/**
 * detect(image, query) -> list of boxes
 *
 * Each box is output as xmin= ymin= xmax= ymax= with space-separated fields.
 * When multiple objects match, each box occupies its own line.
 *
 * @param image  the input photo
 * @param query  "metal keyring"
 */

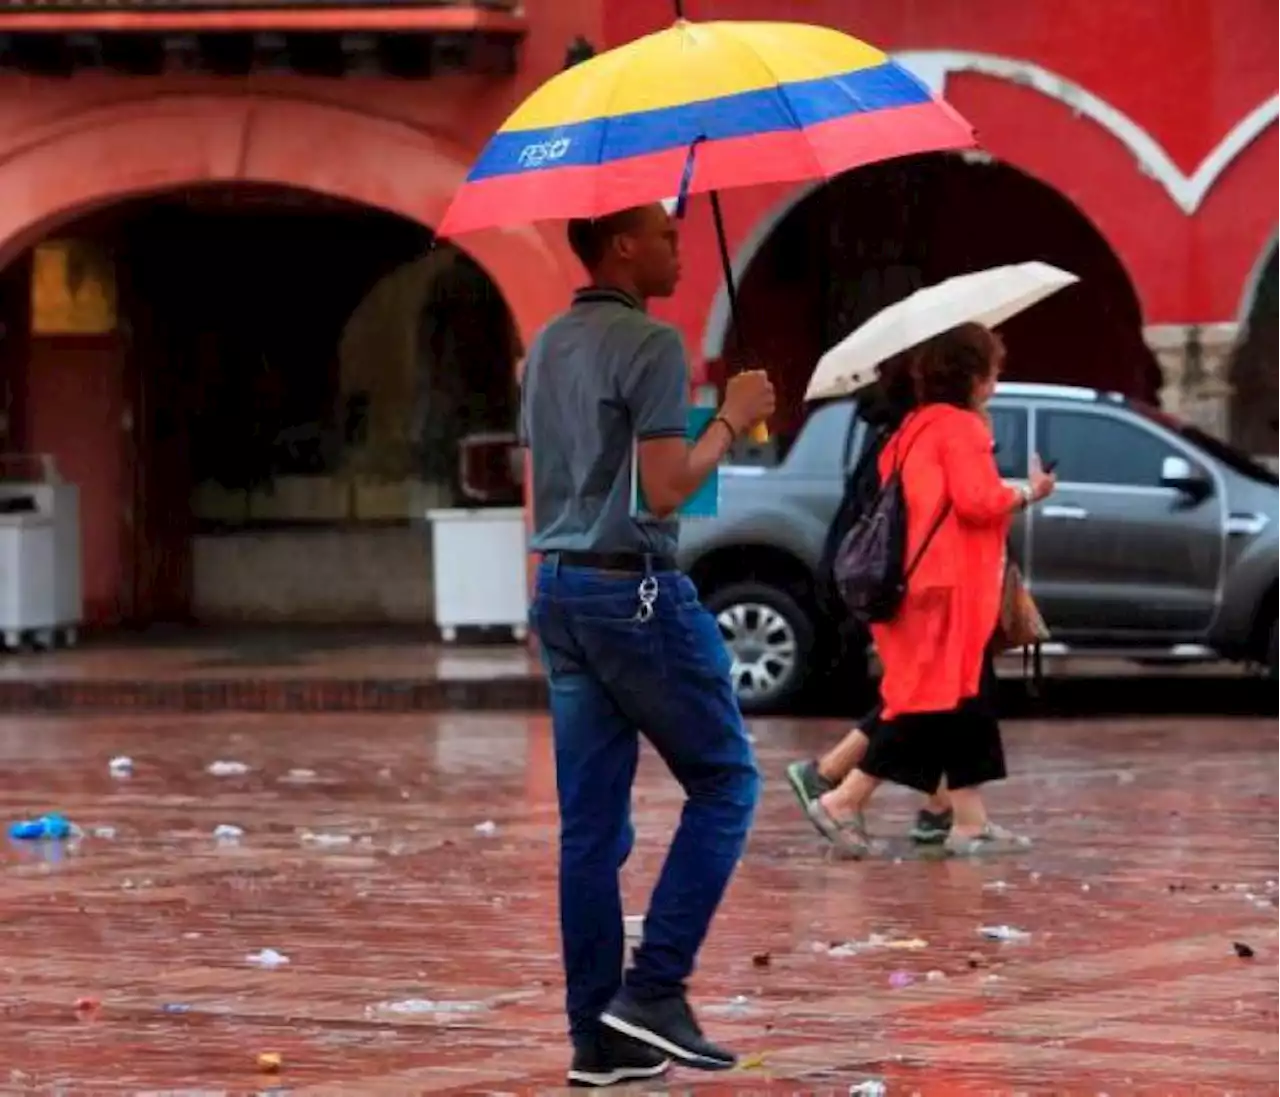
xmin=635 ymin=575 xmax=659 ymax=622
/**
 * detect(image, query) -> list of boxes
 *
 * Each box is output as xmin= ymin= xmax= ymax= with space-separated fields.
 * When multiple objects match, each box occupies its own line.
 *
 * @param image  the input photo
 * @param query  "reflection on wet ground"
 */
xmin=0 ymin=712 xmax=1275 ymax=1094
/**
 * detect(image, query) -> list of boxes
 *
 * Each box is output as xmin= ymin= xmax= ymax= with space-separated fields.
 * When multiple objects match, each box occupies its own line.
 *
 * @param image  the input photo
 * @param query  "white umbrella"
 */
xmin=803 ymin=261 xmax=1080 ymax=403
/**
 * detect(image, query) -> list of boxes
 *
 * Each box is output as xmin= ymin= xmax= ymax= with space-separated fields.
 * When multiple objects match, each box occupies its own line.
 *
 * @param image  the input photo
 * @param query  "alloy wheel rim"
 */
xmin=715 ymin=601 xmax=798 ymax=701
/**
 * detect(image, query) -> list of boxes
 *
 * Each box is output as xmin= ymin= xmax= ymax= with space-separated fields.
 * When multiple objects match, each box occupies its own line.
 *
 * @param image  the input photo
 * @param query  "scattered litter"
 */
xmin=849 ymin=1081 xmax=887 ymax=1096
xmin=213 ymin=824 xmax=244 ymax=844
xmin=823 ymin=933 xmax=911 ymax=957
xmin=983 ymin=880 xmax=1011 ymax=892
xmin=256 ymin=1052 xmax=283 ymax=1074
xmin=966 ymin=952 xmax=985 ymax=969
xmin=1232 ymin=941 xmax=1256 ymax=959
xmin=372 ymin=998 xmax=489 ymax=1015
xmin=703 ymin=994 xmax=756 ymax=1017
xmin=888 ymin=970 xmax=914 ymax=989
xmin=1081 ymin=883 xmax=1092 ymax=892
xmin=8 ymin=813 xmax=77 ymax=841
xmin=737 ymin=1052 xmax=767 ymax=1070
xmin=300 ymin=830 xmax=352 ymax=847
xmin=925 ymin=969 xmax=947 ymax=982
xmin=108 ymin=756 xmax=134 ymax=777
xmin=980 ymin=925 xmax=1031 ymax=942
xmin=474 ymin=820 xmax=498 ymax=837
xmin=751 ymin=951 xmax=771 ymax=968
xmin=182 ymin=932 xmax=202 ymax=940
xmin=162 ymin=1003 xmax=192 ymax=1014
xmin=206 ymin=760 xmax=249 ymax=777
xmin=74 ymin=996 xmax=99 ymax=1014
xmin=281 ymin=768 xmax=318 ymax=783
xmin=246 ymin=948 xmax=290 ymax=969
xmin=92 ymin=826 xmax=117 ymax=840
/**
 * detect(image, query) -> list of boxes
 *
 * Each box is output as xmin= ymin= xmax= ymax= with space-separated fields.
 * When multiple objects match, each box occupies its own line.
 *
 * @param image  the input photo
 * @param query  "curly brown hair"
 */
xmin=908 ymin=323 xmax=1004 ymax=408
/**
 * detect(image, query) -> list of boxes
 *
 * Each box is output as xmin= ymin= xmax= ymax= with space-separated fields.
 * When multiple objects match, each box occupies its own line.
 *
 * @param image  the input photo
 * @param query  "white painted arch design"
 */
xmin=1237 ymin=228 xmax=1278 ymax=325
xmin=700 ymin=50 xmax=1280 ymax=360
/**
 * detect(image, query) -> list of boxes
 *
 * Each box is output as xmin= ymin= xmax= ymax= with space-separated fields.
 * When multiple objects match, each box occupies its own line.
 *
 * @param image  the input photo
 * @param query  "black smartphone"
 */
xmin=1042 ymin=458 xmax=1059 ymax=474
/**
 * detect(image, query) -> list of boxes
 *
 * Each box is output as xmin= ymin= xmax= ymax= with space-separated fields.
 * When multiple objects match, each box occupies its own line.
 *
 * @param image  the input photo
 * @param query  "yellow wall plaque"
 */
xmin=31 ymin=239 xmax=118 ymax=336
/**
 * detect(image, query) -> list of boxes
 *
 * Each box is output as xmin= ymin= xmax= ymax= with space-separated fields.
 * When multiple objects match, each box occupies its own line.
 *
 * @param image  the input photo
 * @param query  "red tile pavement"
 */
xmin=0 ymin=712 xmax=1275 ymax=1093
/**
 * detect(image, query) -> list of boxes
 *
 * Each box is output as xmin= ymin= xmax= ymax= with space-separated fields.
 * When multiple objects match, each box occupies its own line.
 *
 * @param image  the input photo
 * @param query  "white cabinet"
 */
xmin=0 ymin=457 xmax=81 ymax=649
xmin=426 ymin=507 xmax=528 ymax=642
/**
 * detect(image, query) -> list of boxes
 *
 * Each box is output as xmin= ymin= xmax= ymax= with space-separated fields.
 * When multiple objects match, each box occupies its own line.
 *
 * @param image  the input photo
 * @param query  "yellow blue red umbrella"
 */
xmin=438 ymin=19 xmax=975 ymax=236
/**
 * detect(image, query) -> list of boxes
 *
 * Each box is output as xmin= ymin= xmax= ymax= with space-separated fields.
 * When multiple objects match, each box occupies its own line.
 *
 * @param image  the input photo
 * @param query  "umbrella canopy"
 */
xmin=803 ymin=262 xmax=1080 ymax=403
xmin=438 ymin=20 xmax=974 ymax=237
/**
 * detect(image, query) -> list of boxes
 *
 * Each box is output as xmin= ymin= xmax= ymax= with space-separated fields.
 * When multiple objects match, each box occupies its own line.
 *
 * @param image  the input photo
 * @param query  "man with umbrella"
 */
xmin=523 ymin=203 xmax=774 ymax=1083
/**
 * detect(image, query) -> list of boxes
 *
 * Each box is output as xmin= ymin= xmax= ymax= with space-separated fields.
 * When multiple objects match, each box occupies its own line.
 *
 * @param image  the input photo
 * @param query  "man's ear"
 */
xmin=612 ymin=232 xmax=635 ymax=262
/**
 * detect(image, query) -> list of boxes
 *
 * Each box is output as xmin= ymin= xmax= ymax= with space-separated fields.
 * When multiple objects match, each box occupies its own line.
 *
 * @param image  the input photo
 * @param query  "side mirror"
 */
xmin=1161 ymin=455 xmax=1212 ymax=500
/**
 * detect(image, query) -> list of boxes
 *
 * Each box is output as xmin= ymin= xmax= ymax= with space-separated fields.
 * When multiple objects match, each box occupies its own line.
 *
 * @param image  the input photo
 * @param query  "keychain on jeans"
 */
xmin=635 ymin=576 xmax=658 ymax=622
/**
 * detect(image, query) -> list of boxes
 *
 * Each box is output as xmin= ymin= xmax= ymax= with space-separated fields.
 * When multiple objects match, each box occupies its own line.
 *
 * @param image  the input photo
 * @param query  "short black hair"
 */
xmin=566 ymin=207 xmax=647 ymax=271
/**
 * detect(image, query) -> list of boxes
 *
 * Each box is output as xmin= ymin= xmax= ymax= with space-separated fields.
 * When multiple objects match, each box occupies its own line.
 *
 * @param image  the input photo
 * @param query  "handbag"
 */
xmin=995 ymin=560 xmax=1050 ymax=652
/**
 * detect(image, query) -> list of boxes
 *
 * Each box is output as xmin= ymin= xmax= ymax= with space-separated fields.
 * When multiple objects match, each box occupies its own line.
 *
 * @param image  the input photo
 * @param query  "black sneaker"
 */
xmin=567 ymin=1028 xmax=670 ymax=1088
xmin=909 ymin=807 xmax=954 ymax=845
xmin=600 ymin=989 xmax=736 ymax=1071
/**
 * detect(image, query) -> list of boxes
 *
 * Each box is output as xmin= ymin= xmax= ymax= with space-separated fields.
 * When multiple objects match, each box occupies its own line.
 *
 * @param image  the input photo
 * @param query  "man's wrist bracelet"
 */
xmin=712 ymin=415 xmax=738 ymax=442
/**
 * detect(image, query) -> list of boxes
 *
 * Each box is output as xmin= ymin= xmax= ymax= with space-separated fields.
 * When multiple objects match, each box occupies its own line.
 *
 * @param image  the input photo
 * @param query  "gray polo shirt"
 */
xmin=520 ymin=288 xmax=688 ymax=556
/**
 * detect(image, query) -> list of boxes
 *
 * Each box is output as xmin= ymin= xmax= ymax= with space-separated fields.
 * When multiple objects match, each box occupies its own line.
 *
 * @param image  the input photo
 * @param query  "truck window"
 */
xmin=1038 ymin=409 xmax=1171 ymax=487
xmin=989 ymin=407 xmax=1029 ymax=479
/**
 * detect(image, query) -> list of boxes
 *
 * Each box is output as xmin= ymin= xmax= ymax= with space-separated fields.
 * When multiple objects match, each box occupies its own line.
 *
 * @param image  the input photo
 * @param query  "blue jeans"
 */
xmin=530 ymin=560 xmax=760 ymax=1045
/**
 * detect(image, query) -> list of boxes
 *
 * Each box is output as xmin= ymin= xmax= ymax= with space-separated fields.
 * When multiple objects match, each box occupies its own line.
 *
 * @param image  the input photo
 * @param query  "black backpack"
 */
xmin=833 ymin=414 xmax=951 ymax=624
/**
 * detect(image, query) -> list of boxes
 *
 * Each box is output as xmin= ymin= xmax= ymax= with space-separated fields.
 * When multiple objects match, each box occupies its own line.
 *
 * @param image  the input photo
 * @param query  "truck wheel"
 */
xmin=703 ymin=581 xmax=815 ymax=714
xmin=1268 ymin=619 xmax=1277 ymax=684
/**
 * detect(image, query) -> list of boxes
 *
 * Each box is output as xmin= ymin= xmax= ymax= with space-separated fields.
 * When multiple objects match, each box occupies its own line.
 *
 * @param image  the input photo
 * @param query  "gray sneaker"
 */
xmin=909 ymin=807 xmax=954 ymax=845
xmin=787 ymin=760 xmax=836 ymax=837
xmin=944 ymin=822 xmax=1032 ymax=857
xmin=805 ymin=799 xmax=870 ymax=859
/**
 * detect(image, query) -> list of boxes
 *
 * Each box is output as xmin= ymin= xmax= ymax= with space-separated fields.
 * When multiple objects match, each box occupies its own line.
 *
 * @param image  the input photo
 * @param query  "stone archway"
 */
xmin=705 ymin=153 xmax=1156 ymax=431
xmin=0 ymin=93 xmax=576 ymax=349
xmin=1228 ymin=238 xmax=1279 ymax=459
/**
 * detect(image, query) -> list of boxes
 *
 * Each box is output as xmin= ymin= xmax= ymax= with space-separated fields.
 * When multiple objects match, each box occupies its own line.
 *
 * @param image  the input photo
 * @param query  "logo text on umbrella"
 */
xmin=518 ymin=138 xmax=573 ymax=169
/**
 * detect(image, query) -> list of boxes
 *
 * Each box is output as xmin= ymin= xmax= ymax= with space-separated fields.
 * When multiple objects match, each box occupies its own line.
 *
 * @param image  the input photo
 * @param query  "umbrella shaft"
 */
xmin=709 ymin=191 xmax=741 ymax=355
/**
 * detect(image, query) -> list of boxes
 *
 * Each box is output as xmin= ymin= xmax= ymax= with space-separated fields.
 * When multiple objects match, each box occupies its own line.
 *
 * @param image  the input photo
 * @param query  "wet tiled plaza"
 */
xmin=0 ymin=711 xmax=1275 ymax=1094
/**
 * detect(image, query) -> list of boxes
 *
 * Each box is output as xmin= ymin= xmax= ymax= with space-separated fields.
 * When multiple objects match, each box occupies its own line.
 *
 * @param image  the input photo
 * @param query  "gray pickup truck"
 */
xmin=677 ymin=382 xmax=1279 ymax=712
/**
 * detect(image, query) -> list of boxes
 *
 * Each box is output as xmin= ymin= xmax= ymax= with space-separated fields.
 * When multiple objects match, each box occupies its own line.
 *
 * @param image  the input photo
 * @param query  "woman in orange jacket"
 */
xmin=807 ymin=323 xmax=1056 ymax=858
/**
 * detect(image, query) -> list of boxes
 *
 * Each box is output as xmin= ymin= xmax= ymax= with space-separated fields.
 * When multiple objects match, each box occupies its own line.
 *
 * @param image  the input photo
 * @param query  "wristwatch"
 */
xmin=1017 ymin=484 xmax=1035 ymax=508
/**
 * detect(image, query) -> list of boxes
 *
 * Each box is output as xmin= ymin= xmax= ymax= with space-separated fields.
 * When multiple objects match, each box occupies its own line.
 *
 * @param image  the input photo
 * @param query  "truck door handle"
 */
xmin=1041 ymin=504 xmax=1088 ymax=520
xmin=1226 ymin=512 xmax=1268 ymax=536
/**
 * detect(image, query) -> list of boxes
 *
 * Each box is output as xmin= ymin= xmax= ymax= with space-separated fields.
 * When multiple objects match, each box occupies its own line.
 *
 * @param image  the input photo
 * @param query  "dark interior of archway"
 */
xmin=1228 ymin=245 xmax=1277 ymax=456
xmin=726 ymin=153 xmax=1160 ymax=433
xmin=3 ymin=183 xmax=517 ymax=624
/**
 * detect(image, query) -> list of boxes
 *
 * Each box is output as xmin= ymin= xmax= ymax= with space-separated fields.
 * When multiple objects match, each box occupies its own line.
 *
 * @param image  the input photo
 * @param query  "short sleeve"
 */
xmin=622 ymin=328 xmax=689 ymax=440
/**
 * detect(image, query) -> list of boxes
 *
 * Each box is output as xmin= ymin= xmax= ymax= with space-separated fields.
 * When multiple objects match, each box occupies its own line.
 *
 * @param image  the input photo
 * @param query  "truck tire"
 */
xmin=1268 ymin=618 xmax=1277 ymax=685
xmin=703 ymin=581 xmax=815 ymax=714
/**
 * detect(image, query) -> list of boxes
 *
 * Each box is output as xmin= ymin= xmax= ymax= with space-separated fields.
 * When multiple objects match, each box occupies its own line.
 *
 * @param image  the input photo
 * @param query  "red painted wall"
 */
xmin=605 ymin=0 xmax=1278 ymax=371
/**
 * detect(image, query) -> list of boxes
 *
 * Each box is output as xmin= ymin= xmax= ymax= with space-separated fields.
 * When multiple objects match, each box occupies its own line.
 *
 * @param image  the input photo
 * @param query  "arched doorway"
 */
xmin=1229 ymin=239 xmax=1278 ymax=460
xmin=706 ymin=153 xmax=1156 ymax=433
xmin=0 ymin=95 xmax=577 ymax=629
xmin=2 ymin=183 xmax=526 ymax=627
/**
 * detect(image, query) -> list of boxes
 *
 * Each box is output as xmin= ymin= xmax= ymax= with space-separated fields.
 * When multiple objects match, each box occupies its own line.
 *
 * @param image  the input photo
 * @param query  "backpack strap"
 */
xmin=903 ymin=498 xmax=952 ymax=581
xmin=889 ymin=408 xmax=952 ymax=583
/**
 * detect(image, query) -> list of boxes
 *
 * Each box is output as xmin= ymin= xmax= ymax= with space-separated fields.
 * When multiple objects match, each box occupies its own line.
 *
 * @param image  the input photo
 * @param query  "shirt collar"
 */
xmin=572 ymin=285 xmax=644 ymax=311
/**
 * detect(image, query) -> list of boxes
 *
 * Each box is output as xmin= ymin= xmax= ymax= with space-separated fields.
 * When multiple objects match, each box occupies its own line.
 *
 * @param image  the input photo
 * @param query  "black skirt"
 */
xmin=860 ymin=648 xmax=1006 ymax=793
